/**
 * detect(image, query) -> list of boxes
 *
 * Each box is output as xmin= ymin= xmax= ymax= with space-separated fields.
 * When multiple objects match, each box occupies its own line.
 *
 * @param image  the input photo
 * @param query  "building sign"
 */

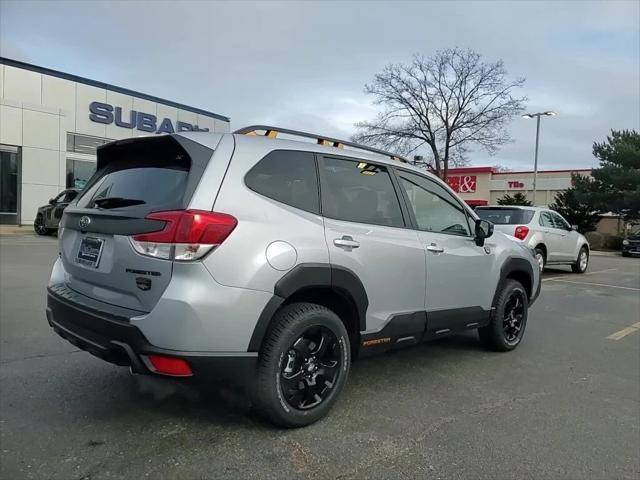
xmin=89 ymin=101 xmax=209 ymax=134
xmin=446 ymin=175 xmax=477 ymax=193
xmin=508 ymin=181 xmax=525 ymax=189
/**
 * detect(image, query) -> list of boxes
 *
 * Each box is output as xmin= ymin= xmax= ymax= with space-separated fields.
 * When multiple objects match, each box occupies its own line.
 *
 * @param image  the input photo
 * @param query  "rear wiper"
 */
xmin=92 ymin=197 xmax=146 ymax=209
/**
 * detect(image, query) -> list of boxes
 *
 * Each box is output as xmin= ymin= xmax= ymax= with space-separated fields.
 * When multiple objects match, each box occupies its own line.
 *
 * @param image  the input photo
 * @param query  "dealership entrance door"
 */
xmin=0 ymin=145 xmax=20 ymax=225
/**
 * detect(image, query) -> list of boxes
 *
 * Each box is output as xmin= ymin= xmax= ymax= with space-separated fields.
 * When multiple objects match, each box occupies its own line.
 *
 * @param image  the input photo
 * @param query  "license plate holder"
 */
xmin=76 ymin=237 xmax=105 ymax=268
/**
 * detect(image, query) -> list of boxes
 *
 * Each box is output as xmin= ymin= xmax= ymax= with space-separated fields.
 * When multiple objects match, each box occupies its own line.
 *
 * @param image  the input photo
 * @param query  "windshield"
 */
xmin=476 ymin=207 xmax=535 ymax=225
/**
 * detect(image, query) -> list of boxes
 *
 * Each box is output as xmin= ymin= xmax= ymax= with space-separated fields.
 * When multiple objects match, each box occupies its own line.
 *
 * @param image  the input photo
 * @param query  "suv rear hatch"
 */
xmin=475 ymin=207 xmax=535 ymax=240
xmin=59 ymin=134 xmax=220 ymax=312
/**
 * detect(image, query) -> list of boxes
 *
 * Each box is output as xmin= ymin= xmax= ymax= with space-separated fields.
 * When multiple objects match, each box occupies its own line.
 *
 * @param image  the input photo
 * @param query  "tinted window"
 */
xmin=320 ymin=157 xmax=404 ymax=227
xmin=476 ymin=208 xmax=535 ymax=225
xmin=397 ymin=170 xmax=470 ymax=236
xmin=539 ymin=212 xmax=554 ymax=227
xmin=76 ymin=156 xmax=190 ymax=211
xmin=62 ymin=190 xmax=78 ymax=203
xmin=550 ymin=212 xmax=570 ymax=230
xmin=245 ymin=150 xmax=319 ymax=214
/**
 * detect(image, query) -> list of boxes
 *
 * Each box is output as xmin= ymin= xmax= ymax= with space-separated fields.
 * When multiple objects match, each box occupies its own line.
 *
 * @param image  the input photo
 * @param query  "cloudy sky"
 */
xmin=1 ymin=0 xmax=638 ymax=170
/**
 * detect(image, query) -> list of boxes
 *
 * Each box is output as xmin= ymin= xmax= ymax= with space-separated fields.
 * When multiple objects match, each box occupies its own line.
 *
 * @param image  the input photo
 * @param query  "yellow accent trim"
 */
xmin=265 ymin=130 xmax=278 ymax=138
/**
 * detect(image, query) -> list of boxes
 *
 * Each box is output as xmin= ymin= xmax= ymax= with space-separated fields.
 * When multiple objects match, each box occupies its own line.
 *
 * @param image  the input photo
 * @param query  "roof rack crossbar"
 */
xmin=234 ymin=125 xmax=408 ymax=163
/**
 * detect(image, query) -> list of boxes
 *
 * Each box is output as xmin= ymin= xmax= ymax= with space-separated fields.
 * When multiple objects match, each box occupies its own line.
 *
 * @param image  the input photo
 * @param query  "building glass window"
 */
xmin=67 ymin=133 xmax=111 ymax=156
xmin=66 ymin=159 xmax=96 ymax=189
xmin=0 ymin=148 xmax=18 ymax=217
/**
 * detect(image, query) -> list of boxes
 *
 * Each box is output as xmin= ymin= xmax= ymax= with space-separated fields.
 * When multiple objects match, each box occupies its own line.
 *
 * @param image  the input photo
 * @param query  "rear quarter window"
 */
xmin=244 ymin=150 xmax=320 ymax=214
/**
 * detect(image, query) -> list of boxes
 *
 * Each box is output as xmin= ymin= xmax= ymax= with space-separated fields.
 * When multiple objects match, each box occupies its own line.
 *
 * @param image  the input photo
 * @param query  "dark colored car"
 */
xmin=34 ymin=189 xmax=79 ymax=235
xmin=622 ymin=232 xmax=640 ymax=257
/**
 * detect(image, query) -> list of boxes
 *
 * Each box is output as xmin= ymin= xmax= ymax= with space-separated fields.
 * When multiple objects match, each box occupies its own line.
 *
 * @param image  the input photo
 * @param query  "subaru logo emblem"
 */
xmin=79 ymin=216 xmax=91 ymax=229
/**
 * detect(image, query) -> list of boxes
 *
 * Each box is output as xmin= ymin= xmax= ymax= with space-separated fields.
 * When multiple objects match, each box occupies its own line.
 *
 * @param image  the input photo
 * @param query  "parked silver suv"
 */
xmin=47 ymin=126 xmax=541 ymax=427
xmin=475 ymin=206 xmax=590 ymax=273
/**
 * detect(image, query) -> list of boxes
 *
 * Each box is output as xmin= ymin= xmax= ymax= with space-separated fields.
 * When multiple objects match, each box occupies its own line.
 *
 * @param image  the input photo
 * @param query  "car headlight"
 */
xmin=622 ymin=239 xmax=629 ymax=246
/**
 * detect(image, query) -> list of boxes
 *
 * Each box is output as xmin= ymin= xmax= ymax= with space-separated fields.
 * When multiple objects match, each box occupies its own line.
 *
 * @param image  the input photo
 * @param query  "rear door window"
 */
xmin=319 ymin=157 xmax=404 ymax=228
xmin=245 ymin=150 xmax=319 ymax=214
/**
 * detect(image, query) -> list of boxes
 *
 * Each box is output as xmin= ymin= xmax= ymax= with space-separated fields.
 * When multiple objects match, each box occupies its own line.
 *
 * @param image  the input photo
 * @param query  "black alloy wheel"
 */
xmin=503 ymin=290 xmax=526 ymax=344
xmin=254 ymin=302 xmax=350 ymax=428
xmin=478 ymin=279 xmax=529 ymax=352
xmin=280 ymin=326 xmax=341 ymax=410
xmin=34 ymin=214 xmax=49 ymax=235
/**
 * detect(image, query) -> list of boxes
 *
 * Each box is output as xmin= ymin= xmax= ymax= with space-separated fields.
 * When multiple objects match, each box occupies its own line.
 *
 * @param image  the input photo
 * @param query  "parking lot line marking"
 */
xmin=607 ymin=322 xmax=640 ymax=341
xmin=584 ymin=268 xmax=618 ymax=276
xmin=546 ymin=279 xmax=640 ymax=291
xmin=542 ymin=268 xmax=618 ymax=282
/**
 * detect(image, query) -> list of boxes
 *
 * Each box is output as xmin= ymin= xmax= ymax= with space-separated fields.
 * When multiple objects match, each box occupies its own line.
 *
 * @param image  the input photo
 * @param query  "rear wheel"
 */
xmin=571 ymin=247 xmax=589 ymax=273
xmin=479 ymin=279 xmax=528 ymax=351
xmin=253 ymin=302 xmax=350 ymax=428
xmin=534 ymin=247 xmax=546 ymax=272
xmin=34 ymin=214 xmax=52 ymax=236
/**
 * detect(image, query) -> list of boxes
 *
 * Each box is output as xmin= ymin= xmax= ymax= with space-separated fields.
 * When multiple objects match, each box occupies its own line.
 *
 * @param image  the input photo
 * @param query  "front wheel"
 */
xmin=571 ymin=247 xmax=589 ymax=273
xmin=479 ymin=279 xmax=528 ymax=351
xmin=253 ymin=302 xmax=350 ymax=428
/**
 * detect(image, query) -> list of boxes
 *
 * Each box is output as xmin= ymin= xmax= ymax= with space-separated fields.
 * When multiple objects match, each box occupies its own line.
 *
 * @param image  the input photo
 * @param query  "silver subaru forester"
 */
xmin=47 ymin=126 xmax=541 ymax=427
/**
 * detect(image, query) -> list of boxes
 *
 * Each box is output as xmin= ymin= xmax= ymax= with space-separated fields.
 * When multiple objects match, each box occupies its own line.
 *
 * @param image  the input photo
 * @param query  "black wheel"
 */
xmin=34 ymin=214 xmax=51 ymax=236
xmin=253 ymin=302 xmax=350 ymax=428
xmin=622 ymin=251 xmax=631 ymax=257
xmin=478 ymin=279 xmax=528 ymax=352
xmin=571 ymin=247 xmax=589 ymax=273
xmin=534 ymin=247 xmax=546 ymax=272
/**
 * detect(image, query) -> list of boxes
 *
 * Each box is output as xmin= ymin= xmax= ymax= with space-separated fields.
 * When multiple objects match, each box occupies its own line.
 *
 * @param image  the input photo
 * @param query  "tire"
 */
xmin=534 ymin=247 xmax=546 ymax=272
xmin=621 ymin=251 xmax=631 ymax=258
xmin=571 ymin=247 xmax=589 ymax=274
xmin=478 ymin=279 xmax=528 ymax=352
xmin=34 ymin=214 xmax=52 ymax=236
xmin=253 ymin=302 xmax=350 ymax=428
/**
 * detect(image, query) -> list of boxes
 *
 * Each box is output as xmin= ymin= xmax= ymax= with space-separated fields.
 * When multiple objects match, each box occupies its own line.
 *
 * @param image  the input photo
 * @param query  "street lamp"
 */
xmin=522 ymin=111 xmax=557 ymax=205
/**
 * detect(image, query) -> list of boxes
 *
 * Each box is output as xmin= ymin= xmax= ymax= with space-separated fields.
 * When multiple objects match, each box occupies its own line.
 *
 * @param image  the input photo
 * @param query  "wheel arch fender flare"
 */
xmin=493 ymin=256 xmax=535 ymax=307
xmin=247 ymin=263 xmax=368 ymax=352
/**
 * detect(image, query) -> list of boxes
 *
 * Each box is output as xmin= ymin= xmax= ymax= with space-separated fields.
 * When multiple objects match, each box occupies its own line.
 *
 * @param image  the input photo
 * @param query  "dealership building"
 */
xmin=0 ymin=57 xmax=230 ymax=225
xmin=445 ymin=166 xmax=592 ymax=208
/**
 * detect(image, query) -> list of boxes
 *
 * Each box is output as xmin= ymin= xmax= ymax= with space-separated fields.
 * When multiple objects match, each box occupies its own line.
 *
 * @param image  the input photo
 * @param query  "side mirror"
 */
xmin=475 ymin=219 xmax=494 ymax=247
xmin=48 ymin=198 xmax=55 ymax=205
xmin=571 ymin=225 xmax=578 ymax=231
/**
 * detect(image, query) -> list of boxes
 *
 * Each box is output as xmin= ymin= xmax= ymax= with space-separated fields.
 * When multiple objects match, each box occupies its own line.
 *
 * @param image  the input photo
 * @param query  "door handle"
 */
xmin=426 ymin=244 xmax=444 ymax=254
xmin=333 ymin=236 xmax=360 ymax=250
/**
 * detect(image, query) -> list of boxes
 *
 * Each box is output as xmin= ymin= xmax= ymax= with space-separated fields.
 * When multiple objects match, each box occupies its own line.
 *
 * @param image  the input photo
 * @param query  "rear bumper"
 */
xmin=46 ymin=284 xmax=257 ymax=382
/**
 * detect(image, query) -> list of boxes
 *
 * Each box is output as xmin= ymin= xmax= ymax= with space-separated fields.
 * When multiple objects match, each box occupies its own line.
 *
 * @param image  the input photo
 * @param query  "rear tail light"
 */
xmin=145 ymin=354 xmax=193 ymax=376
xmin=514 ymin=225 xmax=530 ymax=240
xmin=130 ymin=210 xmax=237 ymax=261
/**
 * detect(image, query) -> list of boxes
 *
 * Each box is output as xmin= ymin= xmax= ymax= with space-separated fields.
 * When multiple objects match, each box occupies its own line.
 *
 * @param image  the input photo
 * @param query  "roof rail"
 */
xmin=234 ymin=125 xmax=408 ymax=163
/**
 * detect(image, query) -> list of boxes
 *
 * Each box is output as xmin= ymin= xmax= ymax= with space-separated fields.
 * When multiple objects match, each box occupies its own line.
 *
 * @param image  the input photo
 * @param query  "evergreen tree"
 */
xmin=549 ymin=174 xmax=601 ymax=233
xmin=496 ymin=192 xmax=532 ymax=206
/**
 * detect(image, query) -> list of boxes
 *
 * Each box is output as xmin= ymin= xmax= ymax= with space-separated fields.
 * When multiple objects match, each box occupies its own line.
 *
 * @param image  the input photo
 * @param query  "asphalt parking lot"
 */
xmin=1 ymin=235 xmax=638 ymax=480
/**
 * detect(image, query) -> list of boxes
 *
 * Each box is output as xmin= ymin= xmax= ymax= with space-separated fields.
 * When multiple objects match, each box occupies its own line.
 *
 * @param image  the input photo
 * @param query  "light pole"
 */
xmin=522 ymin=111 xmax=556 ymax=205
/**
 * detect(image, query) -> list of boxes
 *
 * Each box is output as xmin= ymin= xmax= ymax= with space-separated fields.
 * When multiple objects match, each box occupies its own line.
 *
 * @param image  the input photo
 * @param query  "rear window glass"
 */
xmin=76 ymin=156 xmax=190 ymax=211
xmin=245 ymin=150 xmax=319 ymax=214
xmin=476 ymin=208 xmax=534 ymax=225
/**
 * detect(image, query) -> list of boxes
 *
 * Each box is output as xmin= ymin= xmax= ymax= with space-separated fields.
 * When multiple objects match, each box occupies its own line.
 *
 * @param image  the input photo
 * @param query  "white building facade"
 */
xmin=0 ymin=57 xmax=230 ymax=225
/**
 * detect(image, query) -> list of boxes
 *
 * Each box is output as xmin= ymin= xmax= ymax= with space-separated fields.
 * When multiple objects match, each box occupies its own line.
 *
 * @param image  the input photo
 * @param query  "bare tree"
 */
xmin=353 ymin=48 xmax=526 ymax=179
